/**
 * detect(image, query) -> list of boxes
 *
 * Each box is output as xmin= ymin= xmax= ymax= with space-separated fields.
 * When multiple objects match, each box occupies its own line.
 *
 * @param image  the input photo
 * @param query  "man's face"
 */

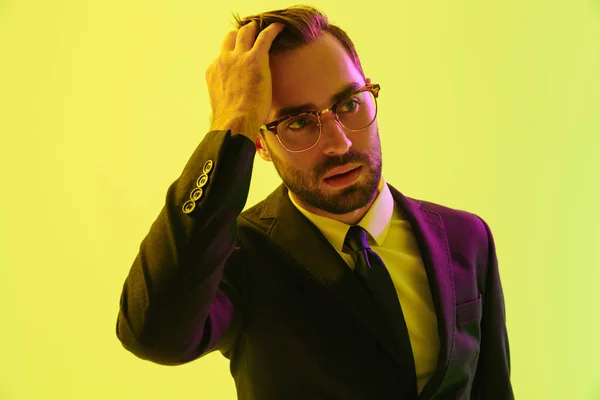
xmin=257 ymin=32 xmax=382 ymax=218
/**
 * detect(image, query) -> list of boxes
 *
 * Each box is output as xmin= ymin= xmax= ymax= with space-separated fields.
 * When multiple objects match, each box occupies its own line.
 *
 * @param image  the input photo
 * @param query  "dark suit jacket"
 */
xmin=116 ymin=129 xmax=514 ymax=399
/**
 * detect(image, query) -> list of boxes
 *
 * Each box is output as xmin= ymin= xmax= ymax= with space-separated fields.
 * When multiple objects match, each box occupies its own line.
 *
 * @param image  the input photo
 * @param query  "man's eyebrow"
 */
xmin=273 ymin=82 xmax=363 ymax=120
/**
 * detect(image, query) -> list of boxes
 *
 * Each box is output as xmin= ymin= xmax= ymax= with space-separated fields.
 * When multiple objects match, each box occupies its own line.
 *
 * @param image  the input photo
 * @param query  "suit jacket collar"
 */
xmin=255 ymin=182 xmax=455 ymax=399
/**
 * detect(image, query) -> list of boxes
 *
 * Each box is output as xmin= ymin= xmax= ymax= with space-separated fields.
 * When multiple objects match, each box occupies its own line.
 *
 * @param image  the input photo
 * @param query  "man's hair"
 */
xmin=231 ymin=5 xmax=366 ymax=140
xmin=231 ymin=5 xmax=366 ymax=82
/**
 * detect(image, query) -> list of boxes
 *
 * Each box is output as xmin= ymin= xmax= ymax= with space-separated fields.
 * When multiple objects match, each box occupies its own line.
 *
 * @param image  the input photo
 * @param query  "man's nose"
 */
xmin=320 ymin=109 xmax=343 ymax=128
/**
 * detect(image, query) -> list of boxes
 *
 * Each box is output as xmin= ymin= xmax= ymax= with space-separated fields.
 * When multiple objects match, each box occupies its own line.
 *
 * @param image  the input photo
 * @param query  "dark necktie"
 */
xmin=344 ymin=225 xmax=418 ymax=396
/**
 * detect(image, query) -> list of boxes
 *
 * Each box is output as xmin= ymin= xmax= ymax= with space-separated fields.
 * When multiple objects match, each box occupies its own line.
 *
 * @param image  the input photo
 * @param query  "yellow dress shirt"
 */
xmin=288 ymin=175 xmax=440 ymax=393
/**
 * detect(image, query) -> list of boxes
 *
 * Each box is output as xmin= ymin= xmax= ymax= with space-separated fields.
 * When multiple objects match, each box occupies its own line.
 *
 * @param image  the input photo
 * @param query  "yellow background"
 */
xmin=1 ymin=1 xmax=599 ymax=399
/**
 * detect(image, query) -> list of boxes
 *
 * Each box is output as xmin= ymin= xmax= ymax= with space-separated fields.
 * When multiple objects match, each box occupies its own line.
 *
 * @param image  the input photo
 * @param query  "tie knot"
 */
xmin=344 ymin=225 xmax=371 ymax=253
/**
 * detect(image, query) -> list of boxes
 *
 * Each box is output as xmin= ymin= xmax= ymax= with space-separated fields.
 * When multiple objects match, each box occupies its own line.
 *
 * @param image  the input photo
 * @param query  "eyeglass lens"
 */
xmin=276 ymin=90 xmax=377 ymax=151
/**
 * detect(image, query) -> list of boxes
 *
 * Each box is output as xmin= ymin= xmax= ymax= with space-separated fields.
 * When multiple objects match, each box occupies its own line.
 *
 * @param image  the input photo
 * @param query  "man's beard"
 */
xmin=267 ymin=129 xmax=382 ymax=215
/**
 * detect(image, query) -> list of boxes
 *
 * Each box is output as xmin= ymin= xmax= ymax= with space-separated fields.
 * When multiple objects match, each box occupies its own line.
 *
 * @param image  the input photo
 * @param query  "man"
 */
xmin=116 ymin=5 xmax=513 ymax=399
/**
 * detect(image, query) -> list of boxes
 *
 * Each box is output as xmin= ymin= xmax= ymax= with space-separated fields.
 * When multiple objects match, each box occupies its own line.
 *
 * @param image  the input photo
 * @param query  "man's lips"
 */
xmin=323 ymin=164 xmax=362 ymax=180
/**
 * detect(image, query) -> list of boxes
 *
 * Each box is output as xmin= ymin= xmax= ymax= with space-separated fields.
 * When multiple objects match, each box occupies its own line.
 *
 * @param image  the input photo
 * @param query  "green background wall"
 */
xmin=1 ymin=1 xmax=599 ymax=398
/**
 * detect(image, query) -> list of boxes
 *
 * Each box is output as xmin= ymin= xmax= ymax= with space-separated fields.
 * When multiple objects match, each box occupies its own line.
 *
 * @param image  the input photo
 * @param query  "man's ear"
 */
xmin=255 ymin=134 xmax=272 ymax=161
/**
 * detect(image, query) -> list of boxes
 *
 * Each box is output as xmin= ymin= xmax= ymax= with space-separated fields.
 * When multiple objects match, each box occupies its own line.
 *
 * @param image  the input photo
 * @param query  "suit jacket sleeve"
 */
xmin=115 ymin=130 xmax=256 ymax=365
xmin=471 ymin=216 xmax=515 ymax=399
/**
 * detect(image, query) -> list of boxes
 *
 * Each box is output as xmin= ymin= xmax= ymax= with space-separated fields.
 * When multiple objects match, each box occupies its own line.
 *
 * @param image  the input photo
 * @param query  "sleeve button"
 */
xmin=203 ymin=160 xmax=213 ymax=174
xmin=196 ymin=174 xmax=209 ymax=188
xmin=182 ymin=200 xmax=196 ymax=214
xmin=190 ymin=187 xmax=203 ymax=201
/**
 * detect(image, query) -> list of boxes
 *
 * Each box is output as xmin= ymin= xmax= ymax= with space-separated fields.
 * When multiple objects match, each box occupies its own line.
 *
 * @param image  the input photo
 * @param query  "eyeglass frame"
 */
xmin=259 ymin=83 xmax=381 ymax=153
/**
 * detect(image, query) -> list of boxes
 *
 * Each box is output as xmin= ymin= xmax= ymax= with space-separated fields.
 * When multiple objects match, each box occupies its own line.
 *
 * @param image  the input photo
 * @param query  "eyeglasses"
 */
xmin=260 ymin=83 xmax=380 ymax=153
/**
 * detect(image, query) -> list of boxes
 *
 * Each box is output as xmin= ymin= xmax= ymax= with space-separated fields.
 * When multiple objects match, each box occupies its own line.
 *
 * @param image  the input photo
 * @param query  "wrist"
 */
xmin=211 ymin=114 xmax=259 ymax=139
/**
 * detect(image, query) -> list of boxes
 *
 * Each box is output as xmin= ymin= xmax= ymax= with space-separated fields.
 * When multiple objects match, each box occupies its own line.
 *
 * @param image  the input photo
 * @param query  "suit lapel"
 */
xmin=258 ymin=183 xmax=455 ymax=399
xmin=388 ymin=185 xmax=455 ymax=399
